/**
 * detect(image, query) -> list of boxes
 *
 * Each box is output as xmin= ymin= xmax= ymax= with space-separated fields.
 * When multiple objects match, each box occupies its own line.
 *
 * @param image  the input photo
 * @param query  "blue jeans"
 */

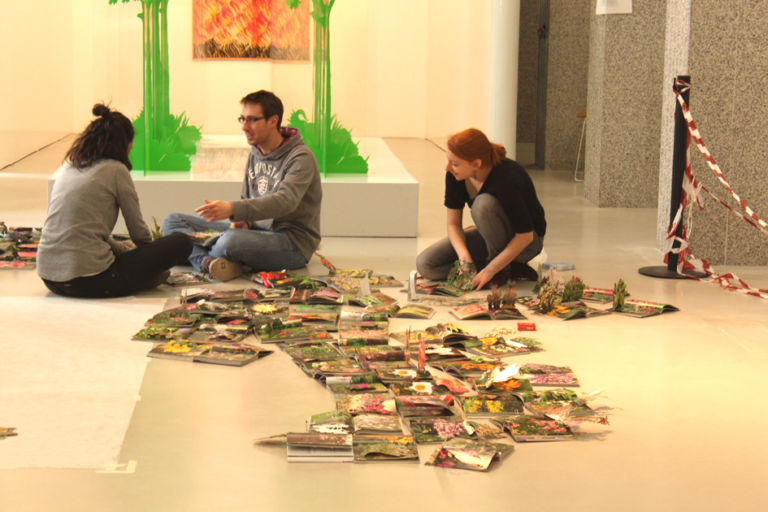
xmin=416 ymin=193 xmax=543 ymax=280
xmin=161 ymin=213 xmax=307 ymax=272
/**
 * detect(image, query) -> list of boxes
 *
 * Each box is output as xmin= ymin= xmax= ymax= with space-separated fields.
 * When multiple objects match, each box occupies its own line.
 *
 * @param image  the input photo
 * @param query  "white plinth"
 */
xmin=48 ymin=137 xmax=418 ymax=237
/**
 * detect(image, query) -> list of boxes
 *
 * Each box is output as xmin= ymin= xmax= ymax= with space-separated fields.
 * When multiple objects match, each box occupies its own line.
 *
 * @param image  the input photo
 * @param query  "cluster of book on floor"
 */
xmin=252 ymin=315 xmax=609 ymax=469
xmin=0 ymin=224 xmax=39 ymax=269
xmin=133 ymin=270 xmax=415 ymax=365
xmin=135 ymin=265 xmax=611 ymax=470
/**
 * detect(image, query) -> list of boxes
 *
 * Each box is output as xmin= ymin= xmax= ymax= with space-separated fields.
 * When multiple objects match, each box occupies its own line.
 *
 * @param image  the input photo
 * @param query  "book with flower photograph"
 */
xmin=519 ymin=389 xmax=609 ymax=425
xmin=133 ymin=325 xmax=185 ymax=342
xmin=550 ymin=301 xmax=612 ymax=320
xmin=407 ymin=417 xmax=473 ymax=444
xmin=283 ymin=343 xmax=343 ymax=364
xmin=352 ymin=414 xmax=404 ymax=435
xmin=185 ymin=323 xmax=250 ymax=343
xmin=388 ymin=329 xmax=442 ymax=345
xmin=288 ymin=304 xmax=340 ymax=327
xmin=616 ymin=298 xmax=679 ymax=318
xmin=391 ymin=304 xmax=436 ymax=319
xmin=450 ymin=303 xmax=525 ymax=320
xmin=416 ymin=280 xmax=466 ymax=297
xmin=425 ymin=438 xmax=513 ymax=471
xmin=353 ymin=434 xmax=419 ymax=463
xmin=433 ymin=361 xmax=500 ymax=379
xmin=465 ymin=336 xmax=534 ymax=359
xmin=0 ymin=427 xmax=18 ymax=439
xmin=460 ymin=393 xmax=525 ymax=418
xmin=326 ymin=381 xmax=389 ymax=395
xmin=192 ymin=343 xmax=272 ymax=367
xmin=519 ymin=363 xmax=580 ymax=387
xmin=305 ymin=359 xmax=371 ymax=379
xmin=144 ymin=307 xmax=203 ymax=327
xmin=492 ymin=415 xmax=574 ymax=442
xmin=307 ymin=410 xmax=353 ymax=435
xmin=395 ymin=394 xmax=457 ymax=417
xmin=286 ymin=432 xmax=354 ymax=463
xmin=337 ymin=329 xmax=390 ymax=347
xmin=147 ymin=340 xmax=213 ymax=361
xmin=166 ymin=271 xmax=211 ymax=286
xmin=336 ymin=393 xmax=397 ymax=416
xmin=581 ymin=287 xmax=616 ymax=303
xmin=388 ymin=381 xmax=451 ymax=396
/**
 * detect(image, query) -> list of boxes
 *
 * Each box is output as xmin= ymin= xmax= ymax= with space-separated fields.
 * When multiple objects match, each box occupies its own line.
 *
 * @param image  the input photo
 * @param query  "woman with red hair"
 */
xmin=416 ymin=128 xmax=546 ymax=290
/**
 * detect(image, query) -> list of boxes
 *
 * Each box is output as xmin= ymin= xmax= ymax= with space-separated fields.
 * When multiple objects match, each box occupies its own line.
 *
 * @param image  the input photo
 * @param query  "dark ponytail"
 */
xmin=65 ymin=103 xmax=135 ymax=170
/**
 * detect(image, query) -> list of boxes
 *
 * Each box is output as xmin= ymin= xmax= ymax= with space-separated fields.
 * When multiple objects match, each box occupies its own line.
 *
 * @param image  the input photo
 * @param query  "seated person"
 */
xmin=416 ymin=128 xmax=546 ymax=290
xmin=37 ymin=104 xmax=193 ymax=298
xmin=163 ymin=90 xmax=322 ymax=281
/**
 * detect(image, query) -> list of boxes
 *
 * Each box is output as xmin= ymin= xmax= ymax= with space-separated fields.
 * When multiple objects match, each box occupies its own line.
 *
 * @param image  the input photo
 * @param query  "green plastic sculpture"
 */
xmin=288 ymin=0 xmax=368 ymax=175
xmin=110 ymin=0 xmax=201 ymax=173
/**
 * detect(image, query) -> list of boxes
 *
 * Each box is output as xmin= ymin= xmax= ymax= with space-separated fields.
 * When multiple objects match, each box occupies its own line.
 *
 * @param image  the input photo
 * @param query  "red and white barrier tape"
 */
xmin=665 ymin=80 xmax=768 ymax=300
xmin=673 ymin=80 xmax=768 ymax=232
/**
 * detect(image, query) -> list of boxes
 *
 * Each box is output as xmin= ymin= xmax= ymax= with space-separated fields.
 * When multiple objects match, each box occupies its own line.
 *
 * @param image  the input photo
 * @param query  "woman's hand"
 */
xmin=472 ymin=267 xmax=496 ymax=290
xmin=229 ymin=221 xmax=249 ymax=230
xmin=195 ymin=200 xmax=233 ymax=222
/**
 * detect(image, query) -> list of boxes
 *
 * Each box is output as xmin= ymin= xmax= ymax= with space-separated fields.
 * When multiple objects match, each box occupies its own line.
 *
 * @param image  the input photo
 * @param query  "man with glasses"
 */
xmin=162 ymin=90 xmax=322 ymax=281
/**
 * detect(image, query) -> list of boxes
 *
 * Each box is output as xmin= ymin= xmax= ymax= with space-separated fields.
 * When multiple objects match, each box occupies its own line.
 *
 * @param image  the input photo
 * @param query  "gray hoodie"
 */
xmin=229 ymin=128 xmax=322 ymax=262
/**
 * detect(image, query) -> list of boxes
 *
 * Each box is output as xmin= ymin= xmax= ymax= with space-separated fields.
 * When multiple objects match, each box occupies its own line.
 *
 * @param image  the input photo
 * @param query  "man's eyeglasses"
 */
xmin=238 ymin=115 xmax=266 ymax=124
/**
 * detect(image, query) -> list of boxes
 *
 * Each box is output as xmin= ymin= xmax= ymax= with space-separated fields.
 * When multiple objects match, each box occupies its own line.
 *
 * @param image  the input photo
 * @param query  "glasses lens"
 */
xmin=237 ymin=116 xmax=246 ymax=124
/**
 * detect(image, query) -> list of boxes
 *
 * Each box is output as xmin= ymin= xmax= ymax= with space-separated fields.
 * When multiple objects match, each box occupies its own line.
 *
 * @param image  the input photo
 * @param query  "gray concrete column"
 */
xmin=584 ymin=0 xmax=666 ymax=206
xmin=684 ymin=0 xmax=768 ymax=264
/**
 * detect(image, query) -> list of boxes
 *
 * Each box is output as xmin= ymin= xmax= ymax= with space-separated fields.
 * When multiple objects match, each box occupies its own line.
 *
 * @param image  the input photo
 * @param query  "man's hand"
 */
xmin=195 ymin=200 xmax=233 ymax=222
xmin=230 ymin=221 xmax=249 ymax=230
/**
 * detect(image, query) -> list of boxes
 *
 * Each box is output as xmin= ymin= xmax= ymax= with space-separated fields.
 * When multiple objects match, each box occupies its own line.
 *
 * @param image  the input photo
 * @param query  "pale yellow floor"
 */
xmin=1 ymin=137 xmax=768 ymax=511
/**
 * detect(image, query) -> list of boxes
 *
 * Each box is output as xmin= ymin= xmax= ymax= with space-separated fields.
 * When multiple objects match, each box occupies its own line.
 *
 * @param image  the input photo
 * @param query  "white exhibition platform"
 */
xmin=48 ymin=136 xmax=419 ymax=237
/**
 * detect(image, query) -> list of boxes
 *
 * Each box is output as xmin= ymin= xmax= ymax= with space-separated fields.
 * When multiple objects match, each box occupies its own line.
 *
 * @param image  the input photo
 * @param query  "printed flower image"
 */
xmin=408 ymin=382 xmax=434 ymax=394
xmin=252 ymin=304 xmax=280 ymax=313
xmin=479 ymin=336 xmax=502 ymax=347
xmin=433 ymin=419 xmax=469 ymax=440
xmin=503 ymin=415 xmax=573 ymax=439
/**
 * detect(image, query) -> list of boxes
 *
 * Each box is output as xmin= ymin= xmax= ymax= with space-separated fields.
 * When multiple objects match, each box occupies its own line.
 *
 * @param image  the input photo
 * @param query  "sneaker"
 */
xmin=208 ymin=257 xmax=245 ymax=282
xmin=509 ymin=262 xmax=538 ymax=281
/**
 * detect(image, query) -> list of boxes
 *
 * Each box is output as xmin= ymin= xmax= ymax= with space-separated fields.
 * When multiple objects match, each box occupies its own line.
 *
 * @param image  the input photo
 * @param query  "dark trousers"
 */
xmin=42 ymin=233 xmax=192 ymax=298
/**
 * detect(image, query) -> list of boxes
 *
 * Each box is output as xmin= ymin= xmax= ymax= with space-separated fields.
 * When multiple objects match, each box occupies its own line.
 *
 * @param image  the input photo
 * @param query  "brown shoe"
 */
xmin=208 ymin=257 xmax=245 ymax=282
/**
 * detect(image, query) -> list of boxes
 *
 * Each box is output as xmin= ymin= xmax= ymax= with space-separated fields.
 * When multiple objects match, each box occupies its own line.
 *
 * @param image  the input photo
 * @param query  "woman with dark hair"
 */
xmin=36 ymin=103 xmax=192 ymax=298
xmin=416 ymin=128 xmax=546 ymax=290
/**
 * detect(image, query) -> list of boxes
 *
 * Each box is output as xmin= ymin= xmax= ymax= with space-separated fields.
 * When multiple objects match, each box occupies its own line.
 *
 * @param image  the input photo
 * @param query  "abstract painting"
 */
xmin=193 ymin=0 xmax=310 ymax=60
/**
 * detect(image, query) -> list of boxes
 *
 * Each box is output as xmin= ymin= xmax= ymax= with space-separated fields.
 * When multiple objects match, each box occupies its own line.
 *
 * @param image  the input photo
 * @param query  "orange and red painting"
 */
xmin=193 ymin=0 xmax=310 ymax=60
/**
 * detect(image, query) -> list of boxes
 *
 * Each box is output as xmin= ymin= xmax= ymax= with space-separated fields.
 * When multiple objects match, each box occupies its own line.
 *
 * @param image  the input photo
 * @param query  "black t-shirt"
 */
xmin=444 ymin=158 xmax=546 ymax=237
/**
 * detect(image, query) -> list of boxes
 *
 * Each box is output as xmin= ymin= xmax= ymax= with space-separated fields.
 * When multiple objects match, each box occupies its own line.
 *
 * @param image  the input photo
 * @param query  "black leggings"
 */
xmin=42 ymin=233 xmax=193 ymax=298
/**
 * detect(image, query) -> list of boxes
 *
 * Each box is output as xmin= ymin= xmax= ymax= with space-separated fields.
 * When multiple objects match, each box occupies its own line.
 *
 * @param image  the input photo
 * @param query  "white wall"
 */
xmin=3 ymin=0 xmax=502 ymax=148
xmin=0 ymin=0 xmax=75 ymax=165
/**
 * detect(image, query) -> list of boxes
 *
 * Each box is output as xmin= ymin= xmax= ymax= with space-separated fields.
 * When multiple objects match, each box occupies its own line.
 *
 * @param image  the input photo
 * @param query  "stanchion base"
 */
xmin=638 ymin=266 xmax=708 ymax=279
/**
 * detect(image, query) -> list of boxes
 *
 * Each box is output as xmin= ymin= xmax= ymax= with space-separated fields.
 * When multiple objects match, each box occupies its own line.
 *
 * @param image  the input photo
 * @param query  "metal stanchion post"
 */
xmin=639 ymin=75 xmax=705 ymax=279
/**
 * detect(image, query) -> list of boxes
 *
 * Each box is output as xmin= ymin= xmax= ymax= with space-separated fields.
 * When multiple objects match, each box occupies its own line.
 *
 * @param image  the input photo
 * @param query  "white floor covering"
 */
xmin=1 ymin=136 xmax=767 ymax=511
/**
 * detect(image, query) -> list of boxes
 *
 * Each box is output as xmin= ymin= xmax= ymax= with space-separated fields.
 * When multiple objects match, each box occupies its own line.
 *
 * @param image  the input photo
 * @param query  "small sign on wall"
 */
xmin=596 ymin=0 xmax=632 ymax=15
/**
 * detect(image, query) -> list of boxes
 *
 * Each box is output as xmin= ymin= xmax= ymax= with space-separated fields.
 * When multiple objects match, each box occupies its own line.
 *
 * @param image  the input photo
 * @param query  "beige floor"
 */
xmin=1 ymin=137 xmax=768 ymax=511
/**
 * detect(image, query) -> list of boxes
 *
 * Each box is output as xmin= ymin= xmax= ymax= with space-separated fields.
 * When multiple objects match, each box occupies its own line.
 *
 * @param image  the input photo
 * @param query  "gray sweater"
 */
xmin=37 ymin=159 xmax=152 ymax=282
xmin=230 ymin=128 xmax=322 ymax=261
